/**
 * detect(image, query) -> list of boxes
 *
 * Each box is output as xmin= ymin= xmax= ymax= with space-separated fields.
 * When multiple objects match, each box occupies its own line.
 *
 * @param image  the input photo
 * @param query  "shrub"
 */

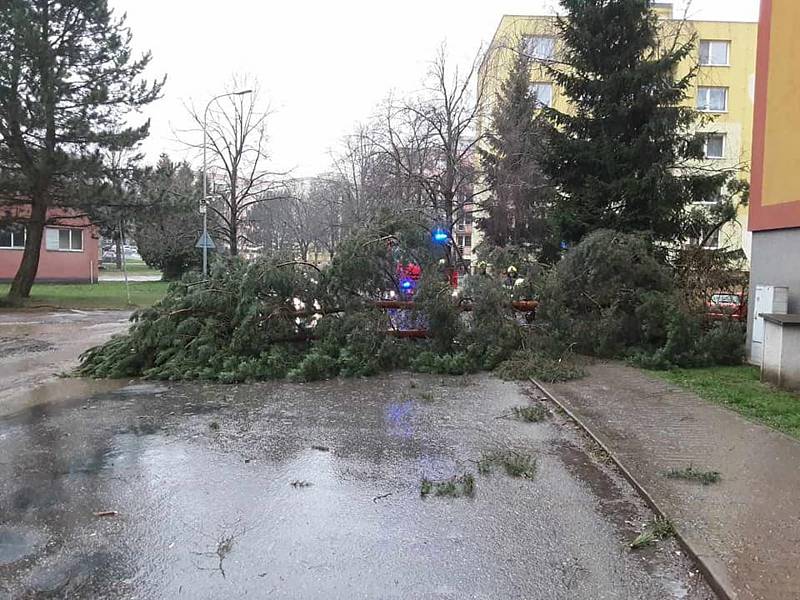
xmin=458 ymin=274 xmax=523 ymax=369
xmin=287 ymin=349 xmax=339 ymax=382
xmin=413 ymin=274 xmax=463 ymax=354
xmin=410 ymin=351 xmax=476 ymax=375
xmin=537 ymin=230 xmax=674 ymax=357
xmin=631 ymin=314 xmax=746 ymax=370
xmin=698 ymin=321 xmax=746 ymax=366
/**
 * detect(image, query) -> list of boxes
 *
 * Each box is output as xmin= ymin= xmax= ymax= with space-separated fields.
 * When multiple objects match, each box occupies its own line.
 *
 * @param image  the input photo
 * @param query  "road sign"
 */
xmin=195 ymin=232 xmax=216 ymax=250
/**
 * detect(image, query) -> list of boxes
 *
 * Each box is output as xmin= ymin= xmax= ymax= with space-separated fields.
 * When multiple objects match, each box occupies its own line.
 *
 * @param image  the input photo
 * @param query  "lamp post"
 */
xmin=201 ymin=89 xmax=252 ymax=276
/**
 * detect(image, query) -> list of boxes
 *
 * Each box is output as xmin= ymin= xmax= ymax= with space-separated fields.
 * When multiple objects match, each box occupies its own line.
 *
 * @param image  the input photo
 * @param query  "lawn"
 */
xmin=0 ymin=281 xmax=170 ymax=310
xmin=655 ymin=365 xmax=800 ymax=440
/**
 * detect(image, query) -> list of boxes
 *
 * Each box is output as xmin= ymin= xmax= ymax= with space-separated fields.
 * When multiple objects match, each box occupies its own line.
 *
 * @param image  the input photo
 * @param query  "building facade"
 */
xmin=0 ymin=207 xmax=101 ymax=283
xmin=477 ymin=2 xmax=758 ymax=258
xmin=746 ymin=0 xmax=800 ymax=366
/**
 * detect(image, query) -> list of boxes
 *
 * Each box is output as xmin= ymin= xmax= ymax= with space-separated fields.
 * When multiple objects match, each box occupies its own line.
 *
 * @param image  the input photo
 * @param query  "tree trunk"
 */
xmin=8 ymin=201 xmax=48 ymax=301
xmin=162 ymin=260 xmax=182 ymax=281
xmin=115 ymin=233 xmax=123 ymax=269
xmin=229 ymin=221 xmax=238 ymax=256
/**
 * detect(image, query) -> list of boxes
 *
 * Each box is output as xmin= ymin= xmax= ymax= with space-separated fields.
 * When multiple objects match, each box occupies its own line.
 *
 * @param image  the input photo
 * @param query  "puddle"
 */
xmin=0 ymin=378 xmax=129 ymax=420
xmin=0 ymin=527 xmax=47 ymax=566
xmin=114 ymin=383 xmax=170 ymax=396
xmin=0 ymin=337 xmax=54 ymax=356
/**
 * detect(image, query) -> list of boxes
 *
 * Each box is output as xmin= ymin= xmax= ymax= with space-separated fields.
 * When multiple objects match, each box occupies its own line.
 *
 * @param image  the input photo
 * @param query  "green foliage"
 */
xmin=666 ymin=466 xmax=721 ymax=485
xmin=410 ymin=351 xmax=476 ymax=376
xmin=528 ymin=229 xmax=745 ymax=372
xmin=631 ymin=318 xmax=745 ymax=370
xmin=77 ymin=256 xmax=323 ymax=382
xmin=630 ymin=518 xmax=675 ymax=550
xmin=134 ymin=155 xmax=202 ymax=280
xmin=543 ymin=0 xmax=730 ymax=245
xmin=478 ymin=450 xmax=537 ymax=479
xmin=512 ymin=405 xmax=549 ymax=423
xmin=413 ymin=274 xmax=463 ymax=354
xmin=537 ymin=230 xmax=673 ymax=357
xmin=77 ymin=220 xmax=748 ymax=384
xmin=76 ymin=221 xmax=524 ymax=383
xmin=478 ymin=43 xmax=554 ymax=256
xmin=287 ymin=350 xmax=340 ymax=383
xmin=700 ymin=321 xmax=747 ymax=366
xmin=495 ymin=350 xmax=586 ymax=383
xmin=458 ymin=274 xmax=524 ymax=369
xmin=420 ymin=473 xmax=476 ymax=498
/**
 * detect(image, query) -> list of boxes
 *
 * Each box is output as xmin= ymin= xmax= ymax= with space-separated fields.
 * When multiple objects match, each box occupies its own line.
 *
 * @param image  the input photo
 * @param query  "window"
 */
xmin=0 ymin=224 xmax=26 ymax=249
xmin=688 ymin=229 xmax=721 ymax=249
xmin=531 ymin=83 xmax=553 ymax=107
xmin=697 ymin=86 xmax=728 ymax=112
xmin=45 ymin=228 xmax=83 ymax=252
xmin=457 ymin=234 xmax=472 ymax=248
xmin=525 ymin=35 xmax=556 ymax=61
xmin=699 ymin=40 xmax=730 ymax=66
xmin=704 ymin=133 xmax=726 ymax=159
xmin=695 ymin=189 xmax=723 ymax=206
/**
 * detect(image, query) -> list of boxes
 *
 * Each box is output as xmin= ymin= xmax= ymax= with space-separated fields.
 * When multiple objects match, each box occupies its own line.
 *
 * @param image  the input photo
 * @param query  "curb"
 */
xmin=529 ymin=377 xmax=736 ymax=600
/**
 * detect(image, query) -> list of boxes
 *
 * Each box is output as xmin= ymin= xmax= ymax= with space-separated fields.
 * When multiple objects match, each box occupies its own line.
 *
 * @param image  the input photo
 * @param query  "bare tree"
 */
xmin=329 ymin=124 xmax=405 ymax=233
xmin=370 ymin=46 xmax=488 ymax=266
xmin=183 ymin=78 xmax=290 ymax=256
xmin=247 ymin=177 xmax=341 ymax=263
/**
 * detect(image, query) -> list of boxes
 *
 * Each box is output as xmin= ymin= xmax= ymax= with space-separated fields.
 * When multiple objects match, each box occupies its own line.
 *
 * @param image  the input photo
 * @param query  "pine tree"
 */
xmin=0 ymin=0 xmax=163 ymax=300
xmin=478 ymin=46 xmax=554 ymax=256
xmin=542 ymin=0 xmax=727 ymax=245
xmin=134 ymin=155 xmax=203 ymax=281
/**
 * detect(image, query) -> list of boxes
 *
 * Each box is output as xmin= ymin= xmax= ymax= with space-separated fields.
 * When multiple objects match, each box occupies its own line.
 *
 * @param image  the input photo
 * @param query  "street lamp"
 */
xmin=201 ymin=89 xmax=253 ymax=276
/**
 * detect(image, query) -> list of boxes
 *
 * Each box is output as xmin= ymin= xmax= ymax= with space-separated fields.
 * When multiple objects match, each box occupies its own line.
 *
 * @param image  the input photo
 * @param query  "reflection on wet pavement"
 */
xmin=0 ymin=375 xmax=715 ymax=599
xmin=0 ymin=310 xmax=131 ymax=416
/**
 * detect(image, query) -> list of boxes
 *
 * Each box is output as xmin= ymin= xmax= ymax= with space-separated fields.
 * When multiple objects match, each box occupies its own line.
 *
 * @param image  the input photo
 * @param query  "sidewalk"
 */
xmin=99 ymin=273 xmax=162 ymax=282
xmin=546 ymin=362 xmax=800 ymax=600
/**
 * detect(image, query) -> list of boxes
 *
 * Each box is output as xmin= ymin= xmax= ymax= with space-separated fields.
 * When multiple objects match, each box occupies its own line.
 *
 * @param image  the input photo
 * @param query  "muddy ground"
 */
xmin=0 ymin=361 xmax=715 ymax=599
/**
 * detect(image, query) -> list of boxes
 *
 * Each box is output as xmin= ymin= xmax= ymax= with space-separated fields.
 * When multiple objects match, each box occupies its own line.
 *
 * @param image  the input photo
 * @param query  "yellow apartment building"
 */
xmin=477 ymin=2 xmax=758 ymax=259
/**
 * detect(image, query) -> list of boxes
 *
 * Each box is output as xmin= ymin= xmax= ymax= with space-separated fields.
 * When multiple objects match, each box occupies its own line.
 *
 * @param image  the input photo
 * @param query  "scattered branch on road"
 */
xmin=665 ymin=465 xmax=721 ymax=485
xmin=477 ymin=450 xmax=536 ymax=479
xmin=420 ymin=473 xmax=476 ymax=498
xmin=630 ymin=518 xmax=675 ymax=550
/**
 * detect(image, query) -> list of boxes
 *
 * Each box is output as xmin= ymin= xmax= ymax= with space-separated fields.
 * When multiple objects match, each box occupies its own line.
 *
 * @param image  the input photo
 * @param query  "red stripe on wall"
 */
xmin=749 ymin=0 xmax=800 ymax=231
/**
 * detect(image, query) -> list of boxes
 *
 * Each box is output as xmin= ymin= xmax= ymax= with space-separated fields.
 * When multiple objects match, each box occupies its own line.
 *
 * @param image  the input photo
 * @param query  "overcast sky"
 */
xmin=111 ymin=0 xmax=760 ymax=177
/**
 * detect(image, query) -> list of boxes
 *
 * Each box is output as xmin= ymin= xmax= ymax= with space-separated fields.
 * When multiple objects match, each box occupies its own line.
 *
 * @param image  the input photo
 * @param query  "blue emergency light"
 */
xmin=432 ymin=228 xmax=449 ymax=244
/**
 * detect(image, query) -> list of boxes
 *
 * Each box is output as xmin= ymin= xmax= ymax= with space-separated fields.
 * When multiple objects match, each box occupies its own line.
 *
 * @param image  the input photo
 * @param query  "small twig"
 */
xmin=372 ymin=492 xmax=393 ymax=503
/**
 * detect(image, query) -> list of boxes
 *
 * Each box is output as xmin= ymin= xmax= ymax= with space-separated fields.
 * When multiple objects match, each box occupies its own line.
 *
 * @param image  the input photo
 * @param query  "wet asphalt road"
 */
xmin=0 ymin=374 xmax=715 ymax=599
xmin=0 ymin=310 xmax=130 ymax=415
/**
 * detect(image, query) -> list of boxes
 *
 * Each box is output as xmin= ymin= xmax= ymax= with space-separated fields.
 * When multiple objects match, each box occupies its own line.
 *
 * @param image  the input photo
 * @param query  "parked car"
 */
xmin=706 ymin=291 xmax=747 ymax=322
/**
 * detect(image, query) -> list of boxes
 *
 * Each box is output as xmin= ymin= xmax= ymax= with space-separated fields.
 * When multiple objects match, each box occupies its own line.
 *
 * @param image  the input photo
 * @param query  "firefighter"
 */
xmin=504 ymin=265 xmax=518 ymax=288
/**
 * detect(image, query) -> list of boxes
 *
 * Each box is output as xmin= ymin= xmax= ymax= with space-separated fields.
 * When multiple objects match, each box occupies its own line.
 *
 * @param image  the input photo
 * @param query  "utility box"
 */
xmin=751 ymin=285 xmax=789 ymax=365
xmin=761 ymin=314 xmax=800 ymax=391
